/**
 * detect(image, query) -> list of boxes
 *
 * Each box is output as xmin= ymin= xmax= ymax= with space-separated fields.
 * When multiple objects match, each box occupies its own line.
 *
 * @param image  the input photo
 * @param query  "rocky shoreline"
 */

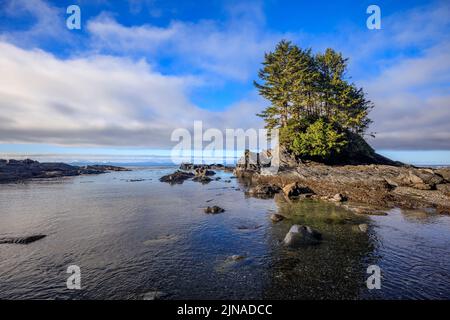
xmin=161 ymin=152 xmax=449 ymax=215
xmin=233 ymin=150 xmax=450 ymax=215
xmin=0 ymin=159 xmax=130 ymax=184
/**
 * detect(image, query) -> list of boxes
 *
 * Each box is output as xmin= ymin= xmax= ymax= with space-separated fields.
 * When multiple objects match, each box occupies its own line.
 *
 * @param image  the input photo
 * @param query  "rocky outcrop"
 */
xmin=283 ymin=225 xmax=322 ymax=247
xmin=0 ymin=235 xmax=46 ymax=244
xmin=234 ymin=149 xmax=450 ymax=212
xmin=81 ymin=165 xmax=130 ymax=172
xmin=0 ymin=159 xmax=129 ymax=184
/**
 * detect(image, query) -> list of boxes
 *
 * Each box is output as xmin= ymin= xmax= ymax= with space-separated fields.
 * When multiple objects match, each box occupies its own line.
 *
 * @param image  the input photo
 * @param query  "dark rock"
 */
xmin=204 ymin=206 xmax=225 ymax=214
xmin=159 ymin=170 xmax=194 ymax=184
xmin=194 ymin=167 xmax=215 ymax=177
xmin=81 ymin=165 xmax=130 ymax=172
xmin=283 ymin=225 xmax=322 ymax=247
xmin=282 ymin=182 xmax=314 ymax=198
xmin=0 ymin=235 xmax=46 ymax=244
xmin=0 ymin=159 xmax=129 ymax=183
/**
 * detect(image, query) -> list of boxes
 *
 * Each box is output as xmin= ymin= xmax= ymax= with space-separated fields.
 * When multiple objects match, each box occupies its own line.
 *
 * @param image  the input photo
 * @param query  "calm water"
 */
xmin=0 ymin=167 xmax=449 ymax=299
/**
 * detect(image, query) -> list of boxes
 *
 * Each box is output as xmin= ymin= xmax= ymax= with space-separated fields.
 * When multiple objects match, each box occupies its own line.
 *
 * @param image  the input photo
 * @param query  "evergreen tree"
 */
xmin=255 ymin=40 xmax=373 ymax=161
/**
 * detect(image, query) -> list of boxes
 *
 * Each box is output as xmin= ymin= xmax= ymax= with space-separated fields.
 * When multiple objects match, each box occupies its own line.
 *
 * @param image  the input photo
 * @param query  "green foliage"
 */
xmin=255 ymin=40 xmax=373 ymax=161
xmin=292 ymin=119 xmax=347 ymax=159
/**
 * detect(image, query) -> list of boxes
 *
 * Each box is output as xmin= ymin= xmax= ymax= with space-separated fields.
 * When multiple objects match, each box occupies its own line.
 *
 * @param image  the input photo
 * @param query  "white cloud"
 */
xmin=0 ymin=41 xmax=264 ymax=147
xmin=87 ymin=3 xmax=289 ymax=81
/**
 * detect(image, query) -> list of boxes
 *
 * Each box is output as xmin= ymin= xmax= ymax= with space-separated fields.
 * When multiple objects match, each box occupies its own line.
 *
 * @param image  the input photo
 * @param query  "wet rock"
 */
xmin=282 ymin=182 xmax=314 ymax=198
xmin=247 ymin=184 xmax=281 ymax=198
xmin=270 ymin=213 xmax=285 ymax=222
xmin=0 ymin=235 xmax=46 ymax=244
xmin=82 ymin=165 xmax=130 ymax=172
xmin=159 ymin=170 xmax=194 ymax=184
xmin=283 ymin=225 xmax=322 ymax=247
xmin=192 ymin=175 xmax=212 ymax=184
xmin=236 ymin=224 xmax=262 ymax=231
xmin=204 ymin=206 xmax=225 ymax=214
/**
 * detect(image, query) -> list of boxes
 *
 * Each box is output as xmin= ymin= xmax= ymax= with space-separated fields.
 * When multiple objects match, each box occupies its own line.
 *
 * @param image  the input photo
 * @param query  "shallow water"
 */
xmin=0 ymin=167 xmax=449 ymax=299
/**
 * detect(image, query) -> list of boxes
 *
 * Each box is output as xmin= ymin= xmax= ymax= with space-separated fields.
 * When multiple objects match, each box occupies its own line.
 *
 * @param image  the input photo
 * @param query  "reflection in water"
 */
xmin=263 ymin=197 xmax=374 ymax=299
xmin=0 ymin=167 xmax=449 ymax=299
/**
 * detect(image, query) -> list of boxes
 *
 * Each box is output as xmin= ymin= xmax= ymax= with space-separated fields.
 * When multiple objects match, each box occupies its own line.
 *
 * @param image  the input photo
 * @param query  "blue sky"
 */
xmin=0 ymin=0 xmax=449 ymax=164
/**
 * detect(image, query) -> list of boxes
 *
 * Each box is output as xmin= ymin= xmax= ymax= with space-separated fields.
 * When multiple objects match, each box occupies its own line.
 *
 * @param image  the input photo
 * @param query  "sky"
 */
xmin=0 ymin=0 xmax=449 ymax=164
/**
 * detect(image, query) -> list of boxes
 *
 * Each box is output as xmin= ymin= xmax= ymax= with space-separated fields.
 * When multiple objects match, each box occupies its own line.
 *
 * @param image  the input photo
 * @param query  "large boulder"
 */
xmin=283 ymin=225 xmax=322 ymax=247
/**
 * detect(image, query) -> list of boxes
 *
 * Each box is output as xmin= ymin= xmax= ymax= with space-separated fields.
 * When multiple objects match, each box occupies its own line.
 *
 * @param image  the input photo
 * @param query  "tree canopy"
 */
xmin=255 ymin=40 xmax=373 ymax=161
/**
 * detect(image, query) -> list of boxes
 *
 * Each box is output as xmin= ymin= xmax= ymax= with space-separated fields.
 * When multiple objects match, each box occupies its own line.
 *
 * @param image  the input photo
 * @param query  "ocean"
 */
xmin=0 ymin=166 xmax=449 ymax=299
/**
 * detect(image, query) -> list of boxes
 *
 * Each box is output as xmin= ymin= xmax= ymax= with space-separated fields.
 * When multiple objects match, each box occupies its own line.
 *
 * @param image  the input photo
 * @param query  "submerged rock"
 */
xmin=270 ymin=213 xmax=285 ymax=222
xmin=204 ymin=206 xmax=225 ymax=214
xmin=247 ymin=184 xmax=281 ymax=198
xmin=229 ymin=255 xmax=245 ymax=261
xmin=143 ymin=234 xmax=178 ymax=245
xmin=0 ymin=234 xmax=46 ymax=244
xmin=283 ymin=225 xmax=322 ymax=247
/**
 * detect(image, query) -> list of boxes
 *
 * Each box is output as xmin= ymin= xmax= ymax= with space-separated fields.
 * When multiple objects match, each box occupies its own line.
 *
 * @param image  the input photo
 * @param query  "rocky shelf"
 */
xmin=234 ymin=149 xmax=450 ymax=214
xmin=0 ymin=159 xmax=130 ymax=184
